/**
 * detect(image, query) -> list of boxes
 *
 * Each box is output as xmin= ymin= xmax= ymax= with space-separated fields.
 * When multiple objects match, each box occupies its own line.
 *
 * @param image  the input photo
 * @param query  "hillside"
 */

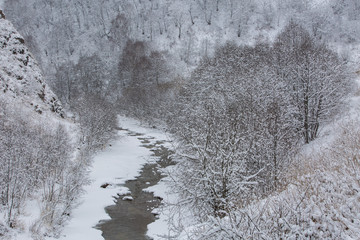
xmin=167 ymin=81 xmax=360 ymax=239
xmin=4 ymin=0 xmax=360 ymax=102
xmin=0 ymin=13 xmax=87 ymax=240
xmin=0 ymin=14 xmax=63 ymax=116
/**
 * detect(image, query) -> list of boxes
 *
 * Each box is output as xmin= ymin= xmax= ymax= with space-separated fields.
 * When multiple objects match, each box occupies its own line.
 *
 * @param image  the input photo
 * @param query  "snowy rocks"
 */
xmin=0 ymin=10 xmax=5 ymax=19
xmin=100 ymin=183 xmax=112 ymax=189
xmin=122 ymin=196 xmax=134 ymax=201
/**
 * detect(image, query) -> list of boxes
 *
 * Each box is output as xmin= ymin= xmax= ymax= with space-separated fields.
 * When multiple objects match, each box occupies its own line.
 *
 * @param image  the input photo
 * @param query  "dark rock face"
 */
xmin=0 ymin=10 xmax=5 ymax=19
xmin=101 ymin=183 xmax=111 ymax=189
xmin=0 ymin=16 xmax=64 ymax=117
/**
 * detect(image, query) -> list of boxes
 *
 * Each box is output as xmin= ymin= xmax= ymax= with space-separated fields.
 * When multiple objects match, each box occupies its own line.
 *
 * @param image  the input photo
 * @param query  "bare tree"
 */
xmin=274 ymin=22 xmax=352 ymax=143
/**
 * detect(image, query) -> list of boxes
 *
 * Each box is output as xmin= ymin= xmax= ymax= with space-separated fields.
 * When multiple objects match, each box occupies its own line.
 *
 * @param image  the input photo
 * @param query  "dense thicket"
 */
xmin=54 ymin=55 xmax=118 ymax=154
xmin=274 ymin=22 xmax=351 ymax=143
xmin=168 ymin=22 xmax=352 ymax=234
xmin=116 ymin=40 xmax=179 ymax=120
xmin=0 ymin=98 xmax=87 ymax=237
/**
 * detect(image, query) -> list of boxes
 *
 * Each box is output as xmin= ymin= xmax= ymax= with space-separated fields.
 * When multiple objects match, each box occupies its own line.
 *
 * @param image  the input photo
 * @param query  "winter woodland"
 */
xmin=1 ymin=0 xmax=360 ymax=239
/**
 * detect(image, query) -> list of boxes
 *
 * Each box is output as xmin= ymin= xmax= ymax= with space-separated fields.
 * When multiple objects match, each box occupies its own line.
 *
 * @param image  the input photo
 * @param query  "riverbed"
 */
xmin=48 ymin=116 xmax=174 ymax=240
xmin=97 ymin=129 xmax=175 ymax=240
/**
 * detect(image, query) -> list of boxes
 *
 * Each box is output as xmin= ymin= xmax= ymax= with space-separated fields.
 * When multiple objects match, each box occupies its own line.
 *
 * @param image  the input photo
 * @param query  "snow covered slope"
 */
xmin=170 ymin=79 xmax=360 ymax=239
xmin=0 ymin=12 xmax=81 ymax=240
xmin=0 ymin=13 xmax=63 ymax=116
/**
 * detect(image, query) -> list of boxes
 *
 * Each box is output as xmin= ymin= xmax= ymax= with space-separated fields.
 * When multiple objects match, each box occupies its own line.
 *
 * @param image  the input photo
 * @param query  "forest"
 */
xmin=1 ymin=0 xmax=360 ymax=239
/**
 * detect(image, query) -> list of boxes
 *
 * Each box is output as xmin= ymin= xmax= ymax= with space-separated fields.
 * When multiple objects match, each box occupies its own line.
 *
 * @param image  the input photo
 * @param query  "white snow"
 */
xmin=122 ymin=196 xmax=133 ymax=201
xmin=145 ymin=178 xmax=175 ymax=239
xmin=45 ymin=116 xmax=172 ymax=240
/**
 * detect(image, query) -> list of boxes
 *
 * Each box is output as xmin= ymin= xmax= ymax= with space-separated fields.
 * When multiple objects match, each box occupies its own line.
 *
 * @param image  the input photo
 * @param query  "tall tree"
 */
xmin=274 ymin=22 xmax=351 ymax=143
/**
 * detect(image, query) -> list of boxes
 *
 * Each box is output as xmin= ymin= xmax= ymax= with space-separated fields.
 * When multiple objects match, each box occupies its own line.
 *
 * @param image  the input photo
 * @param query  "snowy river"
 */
xmin=49 ymin=116 xmax=174 ymax=240
xmin=97 ymin=129 xmax=175 ymax=239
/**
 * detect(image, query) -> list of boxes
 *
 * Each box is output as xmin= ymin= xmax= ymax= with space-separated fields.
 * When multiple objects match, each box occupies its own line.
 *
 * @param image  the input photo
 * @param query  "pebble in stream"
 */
xmin=96 ymin=130 xmax=175 ymax=240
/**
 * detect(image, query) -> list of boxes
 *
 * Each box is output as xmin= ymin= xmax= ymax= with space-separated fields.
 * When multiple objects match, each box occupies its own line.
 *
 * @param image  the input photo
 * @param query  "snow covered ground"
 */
xmin=44 ymin=116 xmax=173 ymax=240
xmin=145 ymin=173 xmax=177 ymax=239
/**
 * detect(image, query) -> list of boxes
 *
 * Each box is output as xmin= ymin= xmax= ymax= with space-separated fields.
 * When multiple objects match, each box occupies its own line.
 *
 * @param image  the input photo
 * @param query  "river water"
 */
xmin=96 ymin=128 xmax=175 ymax=240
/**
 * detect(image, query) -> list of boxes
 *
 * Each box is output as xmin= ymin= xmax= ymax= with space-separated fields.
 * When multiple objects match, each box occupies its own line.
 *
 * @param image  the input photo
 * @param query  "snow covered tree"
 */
xmin=0 ymin=100 xmax=82 ymax=232
xmin=117 ymin=40 xmax=175 ymax=119
xmin=75 ymin=95 xmax=117 ymax=153
xmin=274 ymin=21 xmax=352 ymax=143
xmin=169 ymin=42 xmax=299 ymax=221
xmin=169 ymin=23 xmax=352 ymax=229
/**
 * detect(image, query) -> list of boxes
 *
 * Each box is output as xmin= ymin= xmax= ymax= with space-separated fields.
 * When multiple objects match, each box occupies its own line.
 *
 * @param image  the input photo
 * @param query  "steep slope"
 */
xmin=0 ymin=13 xmax=63 ymax=116
xmin=0 ymin=12 xmax=85 ymax=240
xmin=180 ymin=106 xmax=360 ymax=239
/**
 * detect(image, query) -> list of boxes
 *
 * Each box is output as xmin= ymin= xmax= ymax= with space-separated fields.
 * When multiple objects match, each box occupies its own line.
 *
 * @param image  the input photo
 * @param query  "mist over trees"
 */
xmin=3 ymin=0 xmax=358 ymax=125
xmin=116 ymin=40 xmax=178 ymax=119
xmin=4 ymin=0 xmax=360 ymax=98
